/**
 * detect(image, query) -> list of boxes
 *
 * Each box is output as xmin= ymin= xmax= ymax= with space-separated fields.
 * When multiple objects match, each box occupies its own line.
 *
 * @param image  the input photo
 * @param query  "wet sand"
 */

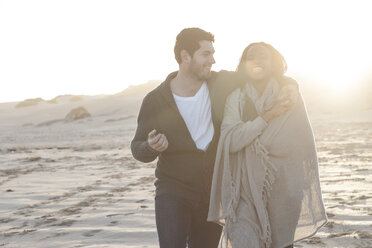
xmin=0 ymin=93 xmax=371 ymax=247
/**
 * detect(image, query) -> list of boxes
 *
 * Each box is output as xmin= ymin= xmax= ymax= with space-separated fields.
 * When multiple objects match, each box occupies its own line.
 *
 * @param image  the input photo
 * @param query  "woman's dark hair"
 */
xmin=236 ymin=42 xmax=287 ymax=82
xmin=174 ymin=28 xmax=214 ymax=64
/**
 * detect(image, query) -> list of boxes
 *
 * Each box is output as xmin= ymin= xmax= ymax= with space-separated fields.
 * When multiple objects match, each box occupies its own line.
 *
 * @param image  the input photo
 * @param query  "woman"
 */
xmin=208 ymin=42 xmax=327 ymax=248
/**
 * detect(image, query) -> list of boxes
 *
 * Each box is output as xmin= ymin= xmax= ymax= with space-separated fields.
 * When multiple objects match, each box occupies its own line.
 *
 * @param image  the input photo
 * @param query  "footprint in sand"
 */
xmin=325 ymin=220 xmax=335 ymax=229
xmin=327 ymin=231 xmax=354 ymax=238
xmin=3 ymin=231 xmax=20 ymax=238
xmin=26 ymin=156 xmax=42 ymax=162
xmin=59 ymin=207 xmax=82 ymax=216
xmin=0 ymin=218 xmax=15 ymax=224
xmin=356 ymin=231 xmax=372 ymax=240
xmin=51 ymin=219 xmax=76 ymax=227
xmin=303 ymin=236 xmax=325 ymax=245
xmin=21 ymin=229 xmax=37 ymax=235
xmin=82 ymin=229 xmax=102 ymax=237
xmin=326 ymin=212 xmax=335 ymax=218
xmin=42 ymin=232 xmax=69 ymax=240
xmin=107 ymin=220 xmax=118 ymax=226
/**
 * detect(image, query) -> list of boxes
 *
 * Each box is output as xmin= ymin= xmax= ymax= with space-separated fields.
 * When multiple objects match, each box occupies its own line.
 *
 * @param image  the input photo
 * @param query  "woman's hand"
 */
xmin=262 ymin=93 xmax=296 ymax=122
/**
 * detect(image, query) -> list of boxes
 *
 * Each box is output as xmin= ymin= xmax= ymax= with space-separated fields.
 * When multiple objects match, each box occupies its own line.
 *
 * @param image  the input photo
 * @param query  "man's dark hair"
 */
xmin=174 ymin=28 xmax=214 ymax=64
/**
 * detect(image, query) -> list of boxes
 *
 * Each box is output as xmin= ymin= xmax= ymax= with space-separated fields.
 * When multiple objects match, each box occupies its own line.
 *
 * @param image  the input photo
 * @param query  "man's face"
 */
xmin=188 ymin=40 xmax=215 ymax=81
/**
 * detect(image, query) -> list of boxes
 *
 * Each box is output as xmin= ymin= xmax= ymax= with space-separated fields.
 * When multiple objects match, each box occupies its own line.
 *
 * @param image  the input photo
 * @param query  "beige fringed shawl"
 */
xmin=208 ymin=79 xmax=327 ymax=248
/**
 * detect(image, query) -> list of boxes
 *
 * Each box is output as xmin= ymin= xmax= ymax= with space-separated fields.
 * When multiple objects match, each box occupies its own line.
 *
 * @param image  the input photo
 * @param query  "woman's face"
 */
xmin=244 ymin=44 xmax=272 ymax=82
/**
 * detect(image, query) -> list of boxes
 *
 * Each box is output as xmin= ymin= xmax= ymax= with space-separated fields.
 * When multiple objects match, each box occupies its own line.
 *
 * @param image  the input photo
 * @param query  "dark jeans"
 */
xmin=155 ymin=194 xmax=222 ymax=248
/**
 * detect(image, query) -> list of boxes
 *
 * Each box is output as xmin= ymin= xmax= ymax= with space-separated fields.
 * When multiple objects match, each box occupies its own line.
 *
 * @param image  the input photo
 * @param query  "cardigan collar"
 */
xmin=157 ymin=71 xmax=217 ymax=107
xmin=156 ymin=71 xmax=218 ymax=152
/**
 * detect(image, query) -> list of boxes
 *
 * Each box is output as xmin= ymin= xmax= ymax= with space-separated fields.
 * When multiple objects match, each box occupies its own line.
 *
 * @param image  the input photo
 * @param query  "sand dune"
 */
xmin=0 ymin=83 xmax=371 ymax=247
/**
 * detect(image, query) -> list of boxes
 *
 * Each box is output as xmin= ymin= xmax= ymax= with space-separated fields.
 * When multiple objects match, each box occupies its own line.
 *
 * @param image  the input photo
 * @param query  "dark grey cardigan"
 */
xmin=131 ymin=70 xmax=237 ymax=202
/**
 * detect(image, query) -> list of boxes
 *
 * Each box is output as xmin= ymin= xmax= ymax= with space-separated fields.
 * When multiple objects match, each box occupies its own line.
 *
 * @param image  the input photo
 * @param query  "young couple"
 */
xmin=131 ymin=28 xmax=327 ymax=248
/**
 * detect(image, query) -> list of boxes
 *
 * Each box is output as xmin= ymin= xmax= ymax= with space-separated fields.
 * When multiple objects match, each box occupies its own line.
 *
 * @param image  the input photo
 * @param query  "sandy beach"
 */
xmin=0 ymin=85 xmax=371 ymax=248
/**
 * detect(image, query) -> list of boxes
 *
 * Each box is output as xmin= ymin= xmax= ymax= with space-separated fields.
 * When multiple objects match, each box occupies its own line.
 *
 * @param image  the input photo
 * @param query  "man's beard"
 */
xmin=189 ymin=63 xmax=211 ymax=81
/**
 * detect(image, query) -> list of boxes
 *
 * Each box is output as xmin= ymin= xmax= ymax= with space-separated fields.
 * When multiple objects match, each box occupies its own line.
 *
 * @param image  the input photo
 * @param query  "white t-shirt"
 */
xmin=173 ymin=83 xmax=214 ymax=151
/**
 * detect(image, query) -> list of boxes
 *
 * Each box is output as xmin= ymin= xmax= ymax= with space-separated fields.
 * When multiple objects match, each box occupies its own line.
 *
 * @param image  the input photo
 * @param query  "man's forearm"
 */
xmin=131 ymin=140 xmax=159 ymax=163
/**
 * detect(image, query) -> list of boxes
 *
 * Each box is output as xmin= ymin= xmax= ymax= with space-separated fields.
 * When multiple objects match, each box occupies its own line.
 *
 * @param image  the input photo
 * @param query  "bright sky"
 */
xmin=0 ymin=0 xmax=371 ymax=103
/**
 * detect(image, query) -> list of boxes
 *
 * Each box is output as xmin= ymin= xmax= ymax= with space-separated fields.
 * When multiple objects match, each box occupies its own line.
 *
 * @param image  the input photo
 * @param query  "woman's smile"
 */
xmin=252 ymin=66 xmax=264 ymax=73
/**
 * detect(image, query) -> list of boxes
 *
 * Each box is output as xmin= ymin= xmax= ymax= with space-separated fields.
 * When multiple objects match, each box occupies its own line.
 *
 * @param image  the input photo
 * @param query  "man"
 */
xmin=131 ymin=28 xmax=236 ymax=248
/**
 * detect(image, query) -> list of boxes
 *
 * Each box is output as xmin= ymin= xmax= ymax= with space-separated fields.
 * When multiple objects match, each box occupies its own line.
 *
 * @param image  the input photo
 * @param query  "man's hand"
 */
xmin=278 ymin=84 xmax=298 ymax=105
xmin=147 ymin=129 xmax=168 ymax=152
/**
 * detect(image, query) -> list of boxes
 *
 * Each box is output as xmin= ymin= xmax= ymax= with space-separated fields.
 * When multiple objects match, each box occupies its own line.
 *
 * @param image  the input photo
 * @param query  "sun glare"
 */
xmin=0 ymin=0 xmax=371 ymax=103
